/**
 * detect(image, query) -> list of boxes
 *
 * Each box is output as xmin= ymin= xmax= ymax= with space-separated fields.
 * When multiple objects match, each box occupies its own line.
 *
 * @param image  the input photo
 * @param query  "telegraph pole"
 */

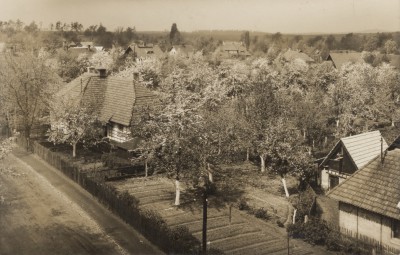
xmin=202 ymin=178 xmax=208 ymax=255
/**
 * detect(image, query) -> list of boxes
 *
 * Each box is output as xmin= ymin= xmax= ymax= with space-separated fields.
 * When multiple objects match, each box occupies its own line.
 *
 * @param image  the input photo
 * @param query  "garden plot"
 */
xmin=244 ymin=186 xmax=290 ymax=222
xmin=109 ymin=176 xmax=333 ymax=255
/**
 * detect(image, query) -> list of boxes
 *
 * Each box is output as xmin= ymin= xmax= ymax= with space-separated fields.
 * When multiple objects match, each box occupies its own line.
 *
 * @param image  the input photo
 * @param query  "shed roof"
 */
xmin=320 ymin=131 xmax=388 ymax=170
xmin=328 ymin=148 xmax=400 ymax=220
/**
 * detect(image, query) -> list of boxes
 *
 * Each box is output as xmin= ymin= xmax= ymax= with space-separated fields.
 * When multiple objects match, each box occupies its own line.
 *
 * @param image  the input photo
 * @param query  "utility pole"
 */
xmin=202 ymin=179 xmax=208 ymax=255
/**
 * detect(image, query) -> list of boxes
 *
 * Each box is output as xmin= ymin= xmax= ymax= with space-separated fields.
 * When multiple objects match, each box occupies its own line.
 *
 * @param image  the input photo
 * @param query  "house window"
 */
xmin=329 ymin=175 xmax=339 ymax=189
xmin=393 ymin=220 xmax=400 ymax=238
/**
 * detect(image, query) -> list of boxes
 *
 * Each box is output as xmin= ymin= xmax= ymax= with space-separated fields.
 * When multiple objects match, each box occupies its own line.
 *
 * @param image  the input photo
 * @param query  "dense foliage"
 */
xmin=1 ymin=18 xmax=400 ymax=203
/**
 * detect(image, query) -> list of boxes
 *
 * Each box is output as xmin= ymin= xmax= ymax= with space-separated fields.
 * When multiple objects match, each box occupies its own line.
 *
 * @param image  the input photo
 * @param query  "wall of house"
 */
xmin=339 ymin=202 xmax=400 ymax=249
xmin=107 ymin=123 xmax=131 ymax=143
xmin=321 ymin=169 xmax=329 ymax=190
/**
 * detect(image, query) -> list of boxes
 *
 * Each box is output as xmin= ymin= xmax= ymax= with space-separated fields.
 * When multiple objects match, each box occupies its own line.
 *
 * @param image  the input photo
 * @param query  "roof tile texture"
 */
xmin=329 ymin=149 xmax=400 ymax=220
xmin=57 ymin=74 xmax=155 ymax=126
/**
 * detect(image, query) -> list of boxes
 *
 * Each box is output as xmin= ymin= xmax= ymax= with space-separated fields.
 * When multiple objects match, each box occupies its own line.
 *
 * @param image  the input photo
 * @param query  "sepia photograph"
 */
xmin=1 ymin=0 xmax=400 ymax=254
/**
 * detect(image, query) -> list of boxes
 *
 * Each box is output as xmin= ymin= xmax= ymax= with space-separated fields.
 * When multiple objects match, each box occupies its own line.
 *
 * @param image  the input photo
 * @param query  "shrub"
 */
xmin=254 ymin=207 xmax=270 ymax=220
xmin=302 ymin=219 xmax=330 ymax=245
xmin=276 ymin=219 xmax=284 ymax=228
xmin=326 ymin=230 xmax=342 ymax=251
xmin=237 ymin=198 xmax=250 ymax=210
xmin=287 ymin=222 xmax=304 ymax=239
xmin=168 ymin=225 xmax=199 ymax=254
xmin=101 ymin=152 xmax=128 ymax=168
xmin=119 ymin=191 xmax=139 ymax=208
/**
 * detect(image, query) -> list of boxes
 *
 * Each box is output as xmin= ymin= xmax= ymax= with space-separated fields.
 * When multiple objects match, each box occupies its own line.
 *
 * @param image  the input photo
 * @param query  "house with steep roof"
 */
xmin=56 ymin=68 xmax=156 ymax=150
xmin=124 ymin=43 xmax=164 ymax=62
xmin=328 ymin=148 xmax=400 ymax=252
xmin=282 ymin=49 xmax=314 ymax=64
xmin=326 ymin=51 xmax=363 ymax=69
xmin=214 ymin=41 xmax=251 ymax=59
xmin=169 ymin=44 xmax=196 ymax=57
xmin=319 ymin=131 xmax=388 ymax=190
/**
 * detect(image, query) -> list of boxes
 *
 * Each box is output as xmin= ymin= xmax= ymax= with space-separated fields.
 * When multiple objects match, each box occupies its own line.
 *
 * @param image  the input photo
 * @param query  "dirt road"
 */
xmin=0 ymin=149 xmax=163 ymax=255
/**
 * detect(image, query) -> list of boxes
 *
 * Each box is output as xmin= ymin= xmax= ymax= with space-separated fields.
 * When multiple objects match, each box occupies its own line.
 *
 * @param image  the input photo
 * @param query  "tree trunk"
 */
xmin=175 ymin=179 xmax=180 ymax=206
xmin=260 ymin=155 xmax=266 ymax=173
xmin=292 ymin=209 xmax=297 ymax=224
xmin=218 ymin=136 xmax=221 ymax=155
xmin=246 ymin=148 xmax=250 ymax=162
xmin=145 ymin=158 xmax=148 ymax=177
xmin=207 ymin=163 xmax=213 ymax=183
xmin=72 ymin=142 xmax=77 ymax=158
xmin=282 ymin=177 xmax=289 ymax=197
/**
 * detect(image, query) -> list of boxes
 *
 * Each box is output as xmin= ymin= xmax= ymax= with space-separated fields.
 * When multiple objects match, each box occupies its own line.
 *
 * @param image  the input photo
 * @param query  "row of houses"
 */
xmin=314 ymin=130 xmax=400 ymax=251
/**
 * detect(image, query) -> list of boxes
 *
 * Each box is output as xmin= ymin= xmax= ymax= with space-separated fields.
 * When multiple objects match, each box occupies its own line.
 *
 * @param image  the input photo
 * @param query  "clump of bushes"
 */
xmin=238 ymin=197 xmax=250 ymax=211
xmin=287 ymin=219 xmax=329 ymax=245
xmin=101 ymin=152 xmax=129 ymax=168
xmin=253 ymin=207 xmax=270 ymax=220
xmin=237 ymin=198 xmax=270 ymax=221
xmin=276 ymin=220 xmax=284 ymax=228
xmin=287 ymin=218 xmax=368 ymax=254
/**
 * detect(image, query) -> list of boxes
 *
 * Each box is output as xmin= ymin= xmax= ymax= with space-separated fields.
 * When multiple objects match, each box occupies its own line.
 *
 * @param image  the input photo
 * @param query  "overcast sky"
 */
xmin=1 ymin=0 xmax=399 ymax=33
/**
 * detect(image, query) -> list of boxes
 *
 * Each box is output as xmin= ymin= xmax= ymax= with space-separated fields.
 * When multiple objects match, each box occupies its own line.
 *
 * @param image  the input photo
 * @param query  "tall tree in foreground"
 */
xmin=0 ymin=52 xmax=59 ymax=146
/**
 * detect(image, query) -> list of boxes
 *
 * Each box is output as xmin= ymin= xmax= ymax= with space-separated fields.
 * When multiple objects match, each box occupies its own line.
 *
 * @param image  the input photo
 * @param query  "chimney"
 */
xmin=133 ymin=72 xmax=139 ymax=81
xmin=97 ymin=68 xmax=107 ymax=78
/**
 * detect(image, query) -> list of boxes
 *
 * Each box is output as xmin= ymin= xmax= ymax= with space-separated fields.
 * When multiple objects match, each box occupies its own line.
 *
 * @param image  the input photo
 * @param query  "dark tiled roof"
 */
xmin=57 ymin=74 xmax=156 ymax=126
xmin=320 ymin=131 xmax=388 ymax=169
xmin=328 ymin=149 xmax=400 ymax=220
xmin=125 ymin=44 xmax=164 ymax=59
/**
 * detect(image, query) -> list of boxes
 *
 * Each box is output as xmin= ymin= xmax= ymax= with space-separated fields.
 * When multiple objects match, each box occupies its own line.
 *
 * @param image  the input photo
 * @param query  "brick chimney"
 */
xmin=97 ymin=68 xmax=107 ymax=78
xmin=133 ymin=71 xmax=139 ymax=81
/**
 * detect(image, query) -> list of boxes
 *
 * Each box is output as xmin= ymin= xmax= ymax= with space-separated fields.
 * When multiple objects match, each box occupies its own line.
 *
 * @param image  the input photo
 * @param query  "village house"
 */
xmin=214 ymin=41 xmax=251 ymax=59
xmin=124 ymin=43 xmax=164 ymax=63
xmin=169 ymin=44 xmax=196 ymax=57
xmin=326 ymin=50 xmax=400 ymax=69
xmin=282 ymin=49 xmax=315 ymax=64
xmin=319 ymin=130 xmax=388 ymax=190
xmin=328 ymin=147 xmax=400 ymax=251
xmin=56 ymin=67 xmax=156 ymax=151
